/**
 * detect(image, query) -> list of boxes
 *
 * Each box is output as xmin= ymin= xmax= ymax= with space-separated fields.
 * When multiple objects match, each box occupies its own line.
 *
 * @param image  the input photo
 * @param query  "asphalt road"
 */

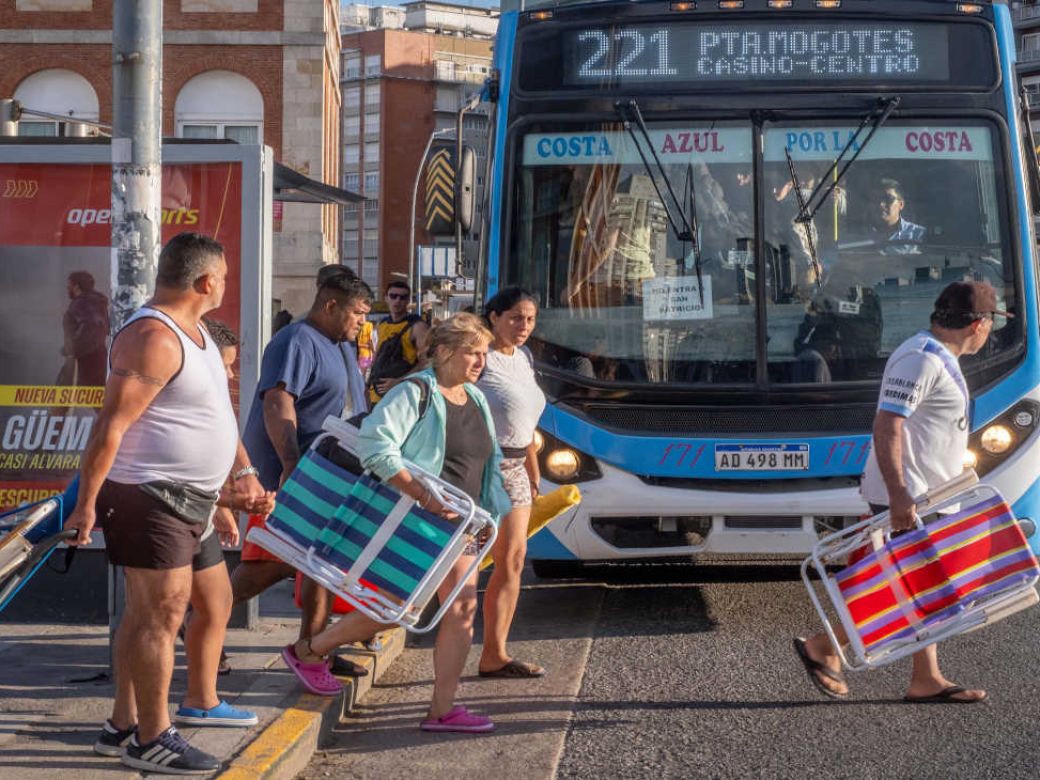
xmin=303 ymin=563 xmax=1040 ymax=780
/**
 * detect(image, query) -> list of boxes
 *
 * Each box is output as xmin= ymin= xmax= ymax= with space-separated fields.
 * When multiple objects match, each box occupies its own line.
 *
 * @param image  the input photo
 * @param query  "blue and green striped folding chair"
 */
xmin=303 ymin=462 xmax=497 ymax=633
xmin=246 ymin=418 xmax=363 ymax=571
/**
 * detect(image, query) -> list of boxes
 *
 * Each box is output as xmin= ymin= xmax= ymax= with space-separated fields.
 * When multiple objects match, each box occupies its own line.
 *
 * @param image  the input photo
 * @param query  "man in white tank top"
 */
xmin=64 ymin=233 xmax=269 ymax=775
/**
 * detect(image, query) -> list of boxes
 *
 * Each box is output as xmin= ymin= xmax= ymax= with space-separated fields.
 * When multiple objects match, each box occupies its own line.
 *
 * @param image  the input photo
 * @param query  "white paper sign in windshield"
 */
xmin=764 ymin=126 xmax=993 ymax=162
xmin=523 ymin=128 xmax=752 ymax=166
xmin=642 ymin=276 xmax=713 ymax=321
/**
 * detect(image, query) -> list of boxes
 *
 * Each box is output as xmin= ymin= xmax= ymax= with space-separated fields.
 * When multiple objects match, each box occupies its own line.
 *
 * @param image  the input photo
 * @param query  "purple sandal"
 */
xmin=420 ymin=705 xmax=495 ymax=734
xmin=281 ymin=644 xmax=343 ymax=696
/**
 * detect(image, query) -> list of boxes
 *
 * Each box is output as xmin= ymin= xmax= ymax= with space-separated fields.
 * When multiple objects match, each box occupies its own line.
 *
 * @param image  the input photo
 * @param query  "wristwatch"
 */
xmin=232 ymin=465 xmax=260 ymax=482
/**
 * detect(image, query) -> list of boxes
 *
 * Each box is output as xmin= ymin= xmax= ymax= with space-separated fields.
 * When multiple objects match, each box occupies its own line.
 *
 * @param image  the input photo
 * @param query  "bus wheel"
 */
xmin=531 ymin=560 xmax=585 ymax=580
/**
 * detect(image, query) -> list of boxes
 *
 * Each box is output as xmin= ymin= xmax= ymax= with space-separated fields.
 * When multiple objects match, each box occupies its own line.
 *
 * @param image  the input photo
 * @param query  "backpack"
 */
xmin=326 ymin=377 xmax=432 ymax=475
xmin=346 ymin=376 xmax=431 ymax=429
xmin=367 ymin=314 xmax=422 ymax=396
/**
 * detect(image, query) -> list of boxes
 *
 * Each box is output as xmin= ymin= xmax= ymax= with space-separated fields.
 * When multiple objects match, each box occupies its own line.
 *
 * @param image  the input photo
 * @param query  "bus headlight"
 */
xmin=536 ymin=430 xmax=602 ymax=484
xmin=533 ymin=430 xmax=545 ymax=454
xmin=967 ymin=400 xmax=1039 ymax=476
xmin=980 ymin=425 xmax=1014 ymax=455
xmin=963 ymin=449 xmax=979 ymax=470
xmin=545 ymin=448 xmax=580 ymax=481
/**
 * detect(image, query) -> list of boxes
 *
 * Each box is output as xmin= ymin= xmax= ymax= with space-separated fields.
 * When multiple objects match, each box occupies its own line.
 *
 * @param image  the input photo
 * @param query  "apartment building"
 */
xmin=340 ymin=1 xmax=497 ymax=292
xmin=0 ymin=0 xmax=342 ymax=315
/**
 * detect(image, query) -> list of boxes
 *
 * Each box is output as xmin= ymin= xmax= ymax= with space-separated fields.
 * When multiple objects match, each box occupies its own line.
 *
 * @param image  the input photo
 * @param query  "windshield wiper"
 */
xmin=794 ymin=96 xmax=901 ymax=227
xmin=786 ymin=96 xmax=900 ymax=291
xmin=614 ymin=99 xmax=703 ymax=301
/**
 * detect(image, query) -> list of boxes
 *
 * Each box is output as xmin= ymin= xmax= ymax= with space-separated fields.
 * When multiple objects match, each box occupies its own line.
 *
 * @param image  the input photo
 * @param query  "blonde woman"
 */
xmin=282 ymin=313 xmax=511 ymax=734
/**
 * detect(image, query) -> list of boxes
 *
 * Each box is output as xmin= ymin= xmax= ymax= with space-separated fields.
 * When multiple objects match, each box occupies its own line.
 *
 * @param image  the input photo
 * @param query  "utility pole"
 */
xmin=111 ymin=0 xmax=163 ymax=329
xmin=108 ymin=0 xmax=162 ymax=659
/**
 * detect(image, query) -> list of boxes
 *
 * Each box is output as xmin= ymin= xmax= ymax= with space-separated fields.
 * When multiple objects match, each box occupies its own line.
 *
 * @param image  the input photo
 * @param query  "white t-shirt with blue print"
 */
xmin=860 ymin=331 xmax=969 ymax=505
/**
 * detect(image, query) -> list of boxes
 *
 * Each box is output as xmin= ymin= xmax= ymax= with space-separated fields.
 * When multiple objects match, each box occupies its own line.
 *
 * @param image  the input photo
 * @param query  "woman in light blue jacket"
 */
xmin=283 ymin=313 xmax=510 ymax=734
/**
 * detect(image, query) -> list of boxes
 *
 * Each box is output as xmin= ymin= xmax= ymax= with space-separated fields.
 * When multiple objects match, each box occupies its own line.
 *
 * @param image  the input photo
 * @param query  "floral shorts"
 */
xmin=500 ymin=457 xmax=532 ymax=508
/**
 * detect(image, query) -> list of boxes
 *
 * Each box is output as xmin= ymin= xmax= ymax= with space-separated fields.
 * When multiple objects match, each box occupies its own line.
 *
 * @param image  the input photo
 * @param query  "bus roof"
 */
xmin=500 ymin=0 xmax=1001 ymax=14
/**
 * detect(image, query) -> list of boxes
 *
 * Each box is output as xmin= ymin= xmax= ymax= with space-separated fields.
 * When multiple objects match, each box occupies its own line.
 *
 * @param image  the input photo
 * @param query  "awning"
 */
xmin=273 ymin=162 xmax=365 ymax=206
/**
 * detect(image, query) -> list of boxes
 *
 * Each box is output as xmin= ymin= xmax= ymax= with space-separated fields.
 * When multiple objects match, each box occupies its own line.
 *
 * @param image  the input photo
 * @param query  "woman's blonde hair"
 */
xmin=426 ymin=312 xmax=493 ymax=368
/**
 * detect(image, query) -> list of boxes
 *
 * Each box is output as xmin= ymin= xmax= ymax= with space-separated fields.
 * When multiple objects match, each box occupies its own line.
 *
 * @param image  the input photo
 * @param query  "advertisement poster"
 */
xmin=0 ymin=161 xmax=243 ymax=510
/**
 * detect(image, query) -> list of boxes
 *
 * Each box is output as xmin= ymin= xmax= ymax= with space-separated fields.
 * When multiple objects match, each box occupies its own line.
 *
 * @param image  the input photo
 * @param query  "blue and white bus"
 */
xmin=476 ymin=0 xmax=1040 ymax=573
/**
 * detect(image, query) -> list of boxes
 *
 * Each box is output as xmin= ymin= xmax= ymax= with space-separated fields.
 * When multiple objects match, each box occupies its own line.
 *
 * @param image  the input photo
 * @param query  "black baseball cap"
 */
xmin=933 ymin=281 xmax=1012 ymax=320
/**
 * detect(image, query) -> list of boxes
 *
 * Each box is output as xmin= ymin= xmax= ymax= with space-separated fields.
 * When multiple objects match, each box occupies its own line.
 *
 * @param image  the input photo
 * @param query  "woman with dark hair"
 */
xmin=476 ymin=287 xmax=547 ymax=678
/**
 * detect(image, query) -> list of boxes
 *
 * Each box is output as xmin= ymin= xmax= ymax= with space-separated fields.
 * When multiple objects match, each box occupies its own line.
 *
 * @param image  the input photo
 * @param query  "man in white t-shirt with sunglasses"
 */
xmin=795 ymin=281 xmax=1009 ymax=705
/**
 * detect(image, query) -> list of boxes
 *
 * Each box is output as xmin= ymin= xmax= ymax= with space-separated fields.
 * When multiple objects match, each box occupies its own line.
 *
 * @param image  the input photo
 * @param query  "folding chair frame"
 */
xmin=801 ymin=470 xmax=1040 ymax=671
xmin=248 ymin=417 xmax=498 ymax=633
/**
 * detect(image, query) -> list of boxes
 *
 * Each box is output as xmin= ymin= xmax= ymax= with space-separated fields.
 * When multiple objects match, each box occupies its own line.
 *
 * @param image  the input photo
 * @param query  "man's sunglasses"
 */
xmin=387 ymin=292 xmax=409 ymax=301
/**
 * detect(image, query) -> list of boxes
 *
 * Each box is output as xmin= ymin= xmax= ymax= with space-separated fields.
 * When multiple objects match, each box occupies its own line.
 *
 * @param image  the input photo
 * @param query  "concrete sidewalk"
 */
xmin=0 ymin=612 xmax=403 ymax=779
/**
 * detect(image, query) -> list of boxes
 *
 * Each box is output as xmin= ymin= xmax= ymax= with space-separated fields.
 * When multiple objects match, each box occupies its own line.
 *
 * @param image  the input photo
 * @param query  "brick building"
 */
xmin=340 ymin=1 xmax=496 ymax=293
xmin=0 ymin=0 xmax=342 ymax=315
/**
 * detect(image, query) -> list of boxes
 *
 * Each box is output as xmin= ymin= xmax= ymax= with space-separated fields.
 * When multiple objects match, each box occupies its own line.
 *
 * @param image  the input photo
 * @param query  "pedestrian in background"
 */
xmin=795 ymin=281 xmax=1002 ymax=704
xmin=65 ymin=233 xmax=267 ymax=774
xmin=282 ymin=313 xmax=511 ymax=734
xmin=60 ymin=270 xmax=110 ymax=387
xmin=476 ymin=288 xmax=547 ymax=679
xmin=367 ymin=280 xmax=429 ymax=404
xmin=234 ymin=270 xmax=372 ymax=675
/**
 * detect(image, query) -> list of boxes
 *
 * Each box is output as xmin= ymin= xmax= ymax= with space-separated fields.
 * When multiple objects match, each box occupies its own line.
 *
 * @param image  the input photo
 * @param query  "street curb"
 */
xmin=216 ymin=627 xmax=406 ymax=780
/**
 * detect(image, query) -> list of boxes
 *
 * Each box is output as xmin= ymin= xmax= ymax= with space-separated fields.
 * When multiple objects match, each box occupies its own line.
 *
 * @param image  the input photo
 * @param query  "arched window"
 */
xmin=14 ymin=69 xmax=99 ymax=137
xmin=175 ymin=70 xmax=263 ymax=144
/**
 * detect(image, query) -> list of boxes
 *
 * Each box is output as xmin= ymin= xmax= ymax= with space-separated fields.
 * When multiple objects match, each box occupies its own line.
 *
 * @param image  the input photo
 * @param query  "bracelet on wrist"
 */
xmin=232 ymin=466 xmax=259 ymax=482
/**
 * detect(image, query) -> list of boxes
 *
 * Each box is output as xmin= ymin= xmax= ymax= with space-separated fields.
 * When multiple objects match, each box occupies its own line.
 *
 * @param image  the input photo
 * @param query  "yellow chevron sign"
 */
xmin=424 ymin=147 xmax=455 ymax=235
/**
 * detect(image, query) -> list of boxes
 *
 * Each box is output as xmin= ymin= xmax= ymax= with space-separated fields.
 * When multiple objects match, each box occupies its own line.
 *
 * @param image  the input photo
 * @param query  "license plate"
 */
xmin=714 ymin=444 xmax=809 ymax=471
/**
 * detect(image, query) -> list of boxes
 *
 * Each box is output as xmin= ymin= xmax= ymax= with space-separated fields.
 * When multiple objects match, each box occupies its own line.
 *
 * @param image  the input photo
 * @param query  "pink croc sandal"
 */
xmin=281 ymin=644 xmax=343 ymax=696
xmin=420 ymin=705 xmax=495 ymax=734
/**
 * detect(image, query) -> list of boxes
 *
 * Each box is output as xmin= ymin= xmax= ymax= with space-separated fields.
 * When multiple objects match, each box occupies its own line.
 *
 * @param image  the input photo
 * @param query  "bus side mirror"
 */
xmin=423 ymin=142 xmax=476 ymax=236
xmin=457 ymin=145 xmax=475 ymax=234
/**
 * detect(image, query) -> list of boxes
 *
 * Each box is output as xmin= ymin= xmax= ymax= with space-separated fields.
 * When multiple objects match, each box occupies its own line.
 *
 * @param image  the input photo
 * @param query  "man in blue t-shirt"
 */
xmin=233 ymin=271 xmax=372 ymax=663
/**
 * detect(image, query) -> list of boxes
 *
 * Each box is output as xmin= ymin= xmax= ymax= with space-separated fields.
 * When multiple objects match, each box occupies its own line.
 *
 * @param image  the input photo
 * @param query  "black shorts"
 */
xmin=96 ymin=479 xmax=203 ymax=569
xmin=193 ymin=531 xmax=225 ymax=572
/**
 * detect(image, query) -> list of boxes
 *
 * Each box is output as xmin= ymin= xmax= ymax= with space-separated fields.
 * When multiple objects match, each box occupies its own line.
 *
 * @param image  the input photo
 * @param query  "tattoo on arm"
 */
xmin=110 ymin=367 xmax=166 ymax=387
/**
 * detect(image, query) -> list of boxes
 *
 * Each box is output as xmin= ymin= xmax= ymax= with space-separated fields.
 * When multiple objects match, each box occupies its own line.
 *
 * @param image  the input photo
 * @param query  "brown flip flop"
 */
xmin=793 ymin=637 xmax=849 ymax=699
xmin=904 ymin=685 xmax=987 ymax=704
xmin=478 ymin=660 xmax=546 ymax=678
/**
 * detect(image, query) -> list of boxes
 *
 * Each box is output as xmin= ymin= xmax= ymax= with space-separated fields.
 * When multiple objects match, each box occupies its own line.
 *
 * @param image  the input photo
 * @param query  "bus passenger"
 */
xmin=873 ymin=178 xmax=925 ymax=254
xmin=282 ymin=313 xmax=511 ymax=733
xmin=476 ymin=288 xmax=547 ymax=679
xmin=794 ymin=281 xmax=1003 ymax=705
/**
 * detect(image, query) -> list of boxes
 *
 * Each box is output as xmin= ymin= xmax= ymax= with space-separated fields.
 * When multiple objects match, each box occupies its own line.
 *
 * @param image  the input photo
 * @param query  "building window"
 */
xmin=364 ymin=171 xmax=379 ymax=191
xmin=364 ymin=198 xmax=379 ymax=213
xmin=344 ymin=115 xmax=360 ymax=136
xmin=14 ymin=68 xmax=100 ymax=136
xmin=345 ymin=143 xmax=360 ymax=164
xmin=363 ymin=234 xmax=379 ymax=254
xmin=1024 ymin=32 xmax=1040 ymax=52
xmin=345 ymin=56 xmax=361 ymax=79
xmin=364 ymin=83 xmax=380 ymax=109
xmin=364 ymin=141 xmax=380 ymax=163
xmin=344 ymin=229 xmax=359 ymax=255
xmin=364 ymin=54 xmax=382 ymax=76
xmin=345 ymin=86 xmax=361 ymax=109
xmin=344 ymin=172 xmax=360 ymax=191
xmin=435 ymin=86 xmax=460 ymax=112
xmin=175 ymin=70 xmax=263 ymax=144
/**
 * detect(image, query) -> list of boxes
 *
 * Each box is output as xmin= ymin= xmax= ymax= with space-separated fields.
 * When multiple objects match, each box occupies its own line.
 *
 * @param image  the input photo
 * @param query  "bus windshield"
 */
xmin=505 ymin=119 xmax=1020 ymax=387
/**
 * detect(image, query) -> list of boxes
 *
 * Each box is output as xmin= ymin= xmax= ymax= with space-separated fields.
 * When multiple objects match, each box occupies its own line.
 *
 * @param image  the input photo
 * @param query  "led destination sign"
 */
xmin=561 ymin=21 xmax=950 ymax=85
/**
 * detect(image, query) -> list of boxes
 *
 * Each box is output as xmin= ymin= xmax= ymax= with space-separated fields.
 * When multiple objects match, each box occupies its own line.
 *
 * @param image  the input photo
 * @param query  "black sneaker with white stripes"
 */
xmin=92 ymin=719 xmax=136 ymax=756
xmin=121 ymin=725 xmax=220 ymax=775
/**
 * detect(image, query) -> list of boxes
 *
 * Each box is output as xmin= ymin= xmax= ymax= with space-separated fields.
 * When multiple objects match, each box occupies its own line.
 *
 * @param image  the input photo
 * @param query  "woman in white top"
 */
xmin=476 ymin=287 xmax=547 ymax=678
